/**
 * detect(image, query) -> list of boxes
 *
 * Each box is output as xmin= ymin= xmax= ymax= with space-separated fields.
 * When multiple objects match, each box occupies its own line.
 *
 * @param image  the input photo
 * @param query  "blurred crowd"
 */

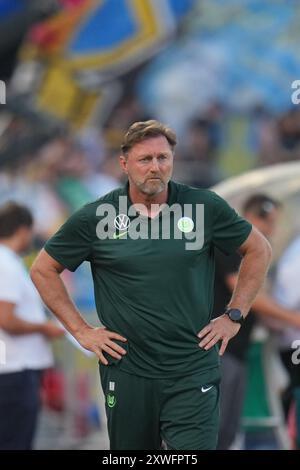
xmin=1 ymin=97 xmax=300 ymax=244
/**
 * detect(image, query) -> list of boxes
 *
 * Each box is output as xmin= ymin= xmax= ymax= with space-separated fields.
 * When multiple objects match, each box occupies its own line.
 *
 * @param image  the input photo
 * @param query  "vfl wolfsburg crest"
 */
xmin=177 ymin=217 xmax=194 ymax=233
xmin=107 ymin=393 xmax=116 ymax=408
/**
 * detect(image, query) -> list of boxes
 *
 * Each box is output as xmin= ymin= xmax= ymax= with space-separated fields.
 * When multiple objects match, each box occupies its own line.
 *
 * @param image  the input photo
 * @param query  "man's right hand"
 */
xmin=75 ymin=326 xmax=127 ymax=365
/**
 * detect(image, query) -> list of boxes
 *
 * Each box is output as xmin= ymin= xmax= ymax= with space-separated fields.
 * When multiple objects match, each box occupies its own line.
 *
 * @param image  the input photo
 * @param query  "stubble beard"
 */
xmin=136 ymin=178 xmax=167 ymax=196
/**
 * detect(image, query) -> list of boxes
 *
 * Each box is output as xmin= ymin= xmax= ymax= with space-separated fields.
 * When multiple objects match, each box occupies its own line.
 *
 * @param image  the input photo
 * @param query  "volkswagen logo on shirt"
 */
xmin=114 ymin=214 xmax=131 ymax=231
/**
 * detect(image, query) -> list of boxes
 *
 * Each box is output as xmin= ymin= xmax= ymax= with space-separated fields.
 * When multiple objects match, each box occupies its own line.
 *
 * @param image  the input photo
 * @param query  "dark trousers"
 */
xmin=99 ymin=363 xmax=220 ymax=450
xmin=0 ymin=369 xmax=42 ymax=450
xmin=217 ymin=353 xmax=246 ymax=449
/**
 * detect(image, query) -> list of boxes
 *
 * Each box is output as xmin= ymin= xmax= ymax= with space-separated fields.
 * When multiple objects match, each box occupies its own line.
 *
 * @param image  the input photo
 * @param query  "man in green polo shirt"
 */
xmin=30 ymin=120 xmax=272 ymax=450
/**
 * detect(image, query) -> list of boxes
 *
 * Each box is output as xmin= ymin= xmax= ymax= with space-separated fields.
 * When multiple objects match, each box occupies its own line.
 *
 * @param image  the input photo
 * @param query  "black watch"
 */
xmin=225 ymin=308 xmax=244 ymax=325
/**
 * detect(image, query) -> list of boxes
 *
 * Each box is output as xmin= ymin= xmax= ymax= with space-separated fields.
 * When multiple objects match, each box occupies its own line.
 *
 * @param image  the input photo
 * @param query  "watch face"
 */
xmin=228 ymin=309 xmax=243 ymax=322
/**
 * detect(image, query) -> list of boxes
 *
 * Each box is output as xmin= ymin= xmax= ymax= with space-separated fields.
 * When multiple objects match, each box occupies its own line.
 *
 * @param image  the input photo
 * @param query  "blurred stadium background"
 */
xmin=1 ymin=0 xmax=300 ymax=449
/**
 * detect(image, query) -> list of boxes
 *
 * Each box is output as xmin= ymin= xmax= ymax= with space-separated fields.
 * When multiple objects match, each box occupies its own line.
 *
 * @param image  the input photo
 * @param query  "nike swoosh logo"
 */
xmin=201 ymin=385 xmax=213 ymax=393
xmin=113 ymin=231 xmax=129 ymax=240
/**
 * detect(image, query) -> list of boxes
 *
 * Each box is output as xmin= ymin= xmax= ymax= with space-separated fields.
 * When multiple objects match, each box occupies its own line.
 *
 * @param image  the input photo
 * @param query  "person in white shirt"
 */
xmin=273 ymin=235 xmax=300 ymax=449
xmin=0 ymin=201 xmax=64 ymax=450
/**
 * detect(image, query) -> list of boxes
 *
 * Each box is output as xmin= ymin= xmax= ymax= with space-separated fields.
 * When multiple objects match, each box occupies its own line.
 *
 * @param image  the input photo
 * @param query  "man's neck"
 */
xmin=128 ymin=185 xmax=169 ymax=218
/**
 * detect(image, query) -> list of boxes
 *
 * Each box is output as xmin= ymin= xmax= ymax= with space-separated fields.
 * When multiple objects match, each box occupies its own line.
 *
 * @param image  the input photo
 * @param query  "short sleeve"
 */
xmin=44 ymin=205 xmax=93 ymax=272
xmin=0 ymin=266 xmax=22 ymax=303
xmin=211 ymin=192 xmax=252 ymax=255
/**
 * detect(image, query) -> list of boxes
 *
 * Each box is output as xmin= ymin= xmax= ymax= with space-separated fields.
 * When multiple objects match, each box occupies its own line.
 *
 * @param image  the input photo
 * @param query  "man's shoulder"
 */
xmin=79 ymin=186 xmax=125 ymax=213
xmin=172 ymin=181 xmax=219 ymax=204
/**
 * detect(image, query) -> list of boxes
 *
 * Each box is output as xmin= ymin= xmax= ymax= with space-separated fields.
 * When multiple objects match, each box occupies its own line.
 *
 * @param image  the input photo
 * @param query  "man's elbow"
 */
xmin=30 ymin=260 xmax=42 ymax=286
xmin=258 ymin=236 xmax=272 ymax=270
xmin=240 ymin=228 xmax=272 ymax=266
xmin=30 ymin=252 xmax=62 ymax=286
xmin=30 ymin=257 xmax=49 ymax=287
xmin=263 ymin=237 xmax=272 ymax=262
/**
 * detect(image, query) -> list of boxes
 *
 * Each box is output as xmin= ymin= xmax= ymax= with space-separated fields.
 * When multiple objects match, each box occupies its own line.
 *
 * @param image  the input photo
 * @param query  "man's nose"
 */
xmin=150 ymin=158 xmax=159 ymax=172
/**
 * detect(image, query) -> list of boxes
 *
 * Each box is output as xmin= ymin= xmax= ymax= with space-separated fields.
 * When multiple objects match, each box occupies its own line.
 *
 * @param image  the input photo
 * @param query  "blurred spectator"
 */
xmin=214 ymin=194 xmax=300 ymax=449
xmin=175 ymin=114 xmax=222 ymax=188
xmin=277 ymin=109 xmax=300 ymax=159
xmin=257 ymin=108 xmax=300 ymax=167
xmin=0 ymin=201 xmax=64 ymax=449
xmin=247 ymin=104 xmax=277 ymax=165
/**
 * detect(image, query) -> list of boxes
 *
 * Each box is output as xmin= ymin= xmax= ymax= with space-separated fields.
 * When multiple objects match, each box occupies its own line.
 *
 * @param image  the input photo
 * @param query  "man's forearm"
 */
xmin=30 ymin=267 xmax=92 ymax=338
xmin=228 ymin=243 xmax=272 ymax=317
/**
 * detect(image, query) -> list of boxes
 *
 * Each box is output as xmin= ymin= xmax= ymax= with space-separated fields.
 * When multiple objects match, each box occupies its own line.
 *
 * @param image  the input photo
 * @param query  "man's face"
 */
xmin=119 ymin=136 xmax=174 ymax=197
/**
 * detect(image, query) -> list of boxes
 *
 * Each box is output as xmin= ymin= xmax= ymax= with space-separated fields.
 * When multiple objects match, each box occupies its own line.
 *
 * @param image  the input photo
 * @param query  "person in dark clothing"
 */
xmin=214 ymin=250 xmax=256 ymax=449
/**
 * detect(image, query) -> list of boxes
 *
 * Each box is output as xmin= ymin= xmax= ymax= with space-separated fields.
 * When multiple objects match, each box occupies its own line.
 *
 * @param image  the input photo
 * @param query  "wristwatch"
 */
xmin=225 ymin=308 xmax=244 ymax=325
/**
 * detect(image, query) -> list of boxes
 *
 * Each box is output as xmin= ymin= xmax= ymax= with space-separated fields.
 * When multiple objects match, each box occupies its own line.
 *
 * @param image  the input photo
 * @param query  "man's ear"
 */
xmin=119 ymin=155 xmax=128 ymax=174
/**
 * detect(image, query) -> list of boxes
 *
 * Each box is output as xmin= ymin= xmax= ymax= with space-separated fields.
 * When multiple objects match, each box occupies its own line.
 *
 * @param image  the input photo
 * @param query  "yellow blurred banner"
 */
xmin=18 ymin=0 xmax=194 ymax=127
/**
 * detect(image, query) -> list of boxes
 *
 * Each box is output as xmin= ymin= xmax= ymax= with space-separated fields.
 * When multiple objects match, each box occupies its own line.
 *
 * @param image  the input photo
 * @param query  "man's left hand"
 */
xmin=197 ymin=314 xmax=241 ymax=355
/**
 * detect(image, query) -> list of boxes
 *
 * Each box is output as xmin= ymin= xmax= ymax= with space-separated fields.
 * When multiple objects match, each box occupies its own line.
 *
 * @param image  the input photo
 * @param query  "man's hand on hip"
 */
xmin=197 ymin=315 xmax=241 ymax=356
xmin=75 ymin=326 xmax=127 ymax=365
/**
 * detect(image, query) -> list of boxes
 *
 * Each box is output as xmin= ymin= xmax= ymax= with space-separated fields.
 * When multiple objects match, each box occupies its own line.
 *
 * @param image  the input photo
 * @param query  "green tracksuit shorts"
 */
xmin=99 ymin=362 xmax=220 ymax=450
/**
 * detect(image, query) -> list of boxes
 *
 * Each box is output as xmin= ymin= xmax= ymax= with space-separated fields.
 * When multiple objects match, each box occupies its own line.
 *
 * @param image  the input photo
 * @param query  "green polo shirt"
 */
xmin=44 ymin=181 xmax=252 ymax=378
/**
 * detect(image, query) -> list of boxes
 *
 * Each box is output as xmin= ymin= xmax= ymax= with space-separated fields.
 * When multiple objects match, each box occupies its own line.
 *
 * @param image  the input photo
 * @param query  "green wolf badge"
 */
xmin=107 ymin=393 xmax=116 ymax=408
